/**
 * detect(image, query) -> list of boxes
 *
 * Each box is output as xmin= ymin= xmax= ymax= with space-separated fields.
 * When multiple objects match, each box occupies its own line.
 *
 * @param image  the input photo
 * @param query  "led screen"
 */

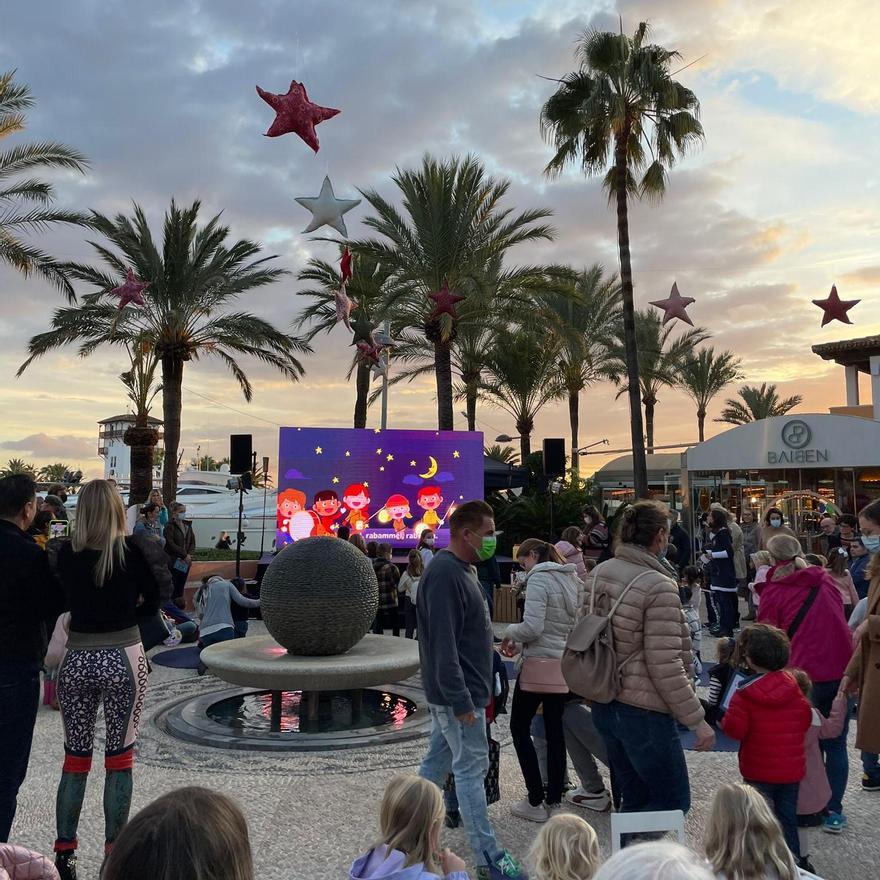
xmin=276 ymin=427 xmax=484 ymax=548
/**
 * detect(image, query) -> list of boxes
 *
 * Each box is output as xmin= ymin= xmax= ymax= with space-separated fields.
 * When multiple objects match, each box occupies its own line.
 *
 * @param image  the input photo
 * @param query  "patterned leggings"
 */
xmin=55 ymin=644 xmax=148 ymax=852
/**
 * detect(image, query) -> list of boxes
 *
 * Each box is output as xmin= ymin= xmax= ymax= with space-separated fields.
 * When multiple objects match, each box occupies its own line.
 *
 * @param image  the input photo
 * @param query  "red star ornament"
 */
xmin=340 ymin=247 xmax=353 ymax=284
xmin=649 ymin=281 xmax=695 ymax=326
xmin=427 ymin=279 xmax=465 ymax=321
xmin=355 ymin=340 xmax=382 ymax=365
xmin=812 ymin=284 xmax=859 ymax=327
xmin=255 ymin=80 xmax=339 ymax=152
xmin=110 ymin=268 xmax=149 ymax=309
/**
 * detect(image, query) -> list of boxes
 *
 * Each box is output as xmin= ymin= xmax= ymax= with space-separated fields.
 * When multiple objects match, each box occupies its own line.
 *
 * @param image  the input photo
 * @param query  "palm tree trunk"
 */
xmin=434 ymin=338 xmax=454 ymax=430
xmin=125 ymin=424 xmax=158 ymax=507
xmin=615 ymin=133 xmax=648 ymax=498
xmin=161 ymin=354 xmax=184 ymax=502
xmin=644 ymin=398 xmax=656 ymax=455
xmin=697 ymin=408 xmax=706 ymax=442
xmin=466 ymin=384 xmax=477 ymax=432
xmin=568 ymin=389 xmax=579 ymax=474
xmin=519 ymin=433 xmax=531 ymax=462
xmin=353 ymin=361 xmax=370 ymax=428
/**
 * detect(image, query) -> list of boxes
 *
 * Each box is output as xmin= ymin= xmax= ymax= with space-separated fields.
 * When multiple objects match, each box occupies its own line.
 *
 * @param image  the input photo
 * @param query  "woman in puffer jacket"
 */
xmin=501 ymin=539 xmax=581 ymax=823
xmin=586 ymin=501 xmax=716 ymax=817
xmin=555 ymin=526 xmax=588 ymax=583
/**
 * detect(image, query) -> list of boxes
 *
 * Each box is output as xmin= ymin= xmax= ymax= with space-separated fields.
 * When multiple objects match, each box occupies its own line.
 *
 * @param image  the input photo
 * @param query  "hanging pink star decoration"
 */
xmin=427 ymin=279 xmax=465 ymax=321
xmin=340 ymin=247 xmax=353 ymax=284
xmin=255 ymin=80 xmax=339 ymax=152
xmin=649 ymin=282 xmax=695 ymax=326
xmin=110 ymin=268 xmax=149 ymax=309
xmin=812 ymin=284 xmax=859 ymax=327
xmin=334 ymin=284 xmax=358 ymax=332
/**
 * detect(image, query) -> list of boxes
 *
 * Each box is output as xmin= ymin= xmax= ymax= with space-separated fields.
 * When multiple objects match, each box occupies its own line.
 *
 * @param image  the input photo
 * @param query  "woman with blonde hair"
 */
xmin=528 ymin=813 xmax=601 ymax=880
xmin=349 ymin=774 xmax=468 ymax=879
xmin=102 ymin=786 xmax=253 ymax=880
xmin=758 ymin=532 xmax=854 ymax=833
xmin=349 ymin=532 xmax=368 ymax=555
xmin=501 ymin=538 xmax=580 ymax=822
xmin=704 ymin=783 xmax=798 ymax=880
xmin=52 ymin=479 xmax=160 ymax=880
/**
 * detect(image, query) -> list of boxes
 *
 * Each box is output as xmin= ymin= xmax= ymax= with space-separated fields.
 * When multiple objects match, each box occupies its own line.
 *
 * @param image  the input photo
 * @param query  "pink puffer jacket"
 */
xmin=0 ymin=845 xmax=59 ymax=880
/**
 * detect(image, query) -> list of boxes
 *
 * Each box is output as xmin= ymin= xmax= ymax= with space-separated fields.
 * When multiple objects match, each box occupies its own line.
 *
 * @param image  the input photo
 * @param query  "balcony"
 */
xmin=98 ymin=446 xmax=107 ymax=456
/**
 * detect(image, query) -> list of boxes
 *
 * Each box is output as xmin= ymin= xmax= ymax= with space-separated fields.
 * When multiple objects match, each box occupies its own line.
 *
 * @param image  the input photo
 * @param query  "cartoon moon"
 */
xmin=419 ymin=456 xmax=438 ymax=479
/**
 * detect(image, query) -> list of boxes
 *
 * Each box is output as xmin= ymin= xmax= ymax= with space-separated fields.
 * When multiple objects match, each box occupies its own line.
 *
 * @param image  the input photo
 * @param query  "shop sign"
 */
xmin=767 ymin=420 xmax=830 ymax=464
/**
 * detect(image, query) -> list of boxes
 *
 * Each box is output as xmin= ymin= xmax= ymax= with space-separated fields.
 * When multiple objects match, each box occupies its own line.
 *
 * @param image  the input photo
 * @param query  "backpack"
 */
xmin=561 ymin=569 xmax=654 ymax=703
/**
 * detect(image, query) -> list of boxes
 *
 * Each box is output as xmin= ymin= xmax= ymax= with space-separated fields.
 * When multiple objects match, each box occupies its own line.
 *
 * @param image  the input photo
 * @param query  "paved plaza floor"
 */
xmin=11 ymin=622 xmax=878 ymax=880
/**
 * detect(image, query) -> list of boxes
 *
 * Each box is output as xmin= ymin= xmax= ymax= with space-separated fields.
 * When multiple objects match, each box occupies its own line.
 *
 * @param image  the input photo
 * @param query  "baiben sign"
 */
xmin=767 ymin=420 xmax=829 ymax=464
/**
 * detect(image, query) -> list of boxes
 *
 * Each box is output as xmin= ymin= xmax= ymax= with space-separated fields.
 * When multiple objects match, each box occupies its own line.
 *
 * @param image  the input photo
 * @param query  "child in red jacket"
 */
xmin=721 ymin=624 xmax=812 ymax=860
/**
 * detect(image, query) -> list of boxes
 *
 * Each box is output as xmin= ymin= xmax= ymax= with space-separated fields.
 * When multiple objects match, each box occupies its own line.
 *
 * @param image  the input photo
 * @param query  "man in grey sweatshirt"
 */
xmin=416 ymin=500 xmax=525 ymax=880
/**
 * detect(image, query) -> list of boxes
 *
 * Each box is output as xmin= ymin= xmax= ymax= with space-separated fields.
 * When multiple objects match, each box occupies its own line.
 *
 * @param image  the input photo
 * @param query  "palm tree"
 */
xmin=479 ymin=326 xmax=565 ymax=461
xmin=541 ymin=264 xmax=620 ymax=472
xmin=296 ymin=251 xmax=393 ymax=428
xmin=0 ymin=70 xmax=89 ymax=298
xmin=2 ymin=458 xmax=37 ymax=478
xmin=541 ymin=23 xmax=704 ymax=496
xmin=484 ymin=444 xmax=519 ymax=466
xmin=716 ymin=383 xmax=803 ymax=426
xmin=680 ymin=348 xmax=743 ymax=441
xmin=606 ymin=310 xmax=709 ymax=453
xmin=351 ymin=154 xmax=555 ymax=430
xmin=120 ymin=337 xmax=162 ymax=505
xmin=39 ymin=462 xmax=71 ymax=483
xmin=18 ymin=200 xmax=310 ymax=500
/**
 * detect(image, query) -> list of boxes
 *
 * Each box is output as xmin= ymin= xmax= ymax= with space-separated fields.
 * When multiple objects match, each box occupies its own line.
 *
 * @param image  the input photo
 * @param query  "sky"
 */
xmin=1 ymin=0 xmax=878 ymax=480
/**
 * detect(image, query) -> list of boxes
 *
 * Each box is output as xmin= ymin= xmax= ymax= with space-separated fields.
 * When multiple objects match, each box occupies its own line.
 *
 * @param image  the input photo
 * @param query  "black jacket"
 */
xmin=0 ymin=519 xmax=64 ymax=664
xmin=164 ymin=518 xmax=195 ymax=561
xmin=669 ymin=524 xmax=691 ymax=571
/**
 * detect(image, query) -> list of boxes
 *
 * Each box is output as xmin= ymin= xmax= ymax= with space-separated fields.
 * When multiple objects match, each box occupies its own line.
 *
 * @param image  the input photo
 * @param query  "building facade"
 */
xmin=97 ymin=414 xmax=163 ymax=483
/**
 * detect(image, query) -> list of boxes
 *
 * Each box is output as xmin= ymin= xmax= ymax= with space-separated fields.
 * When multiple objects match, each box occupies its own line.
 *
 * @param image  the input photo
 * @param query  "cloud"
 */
xmin=840 ymin=265 xmax=880 ymax=288
xmin=1 ymin=433 xmax=95 ymax=459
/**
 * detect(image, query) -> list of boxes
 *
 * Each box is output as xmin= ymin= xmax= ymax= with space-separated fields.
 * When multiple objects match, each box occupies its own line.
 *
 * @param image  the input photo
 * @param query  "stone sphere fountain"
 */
xmin=162 ymin=538 xmax=423 ymax=750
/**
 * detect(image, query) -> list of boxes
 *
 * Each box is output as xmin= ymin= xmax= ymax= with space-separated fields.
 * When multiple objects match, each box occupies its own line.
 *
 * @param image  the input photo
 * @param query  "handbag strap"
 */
xmin=787 ymin=586 xmax=819 ymax=640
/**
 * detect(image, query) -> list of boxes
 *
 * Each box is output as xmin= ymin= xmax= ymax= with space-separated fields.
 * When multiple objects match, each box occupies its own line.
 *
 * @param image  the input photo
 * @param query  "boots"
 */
xmin=55 ymin=851 xmax=78 ymax=880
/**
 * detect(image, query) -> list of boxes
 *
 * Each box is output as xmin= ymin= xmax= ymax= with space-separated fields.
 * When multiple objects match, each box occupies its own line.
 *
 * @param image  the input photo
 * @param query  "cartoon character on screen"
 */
xmin=310 ymin=489 xmax=345 ymax=536
xmin=276 ymin=489 xmax=312 ymax=545
xmin=383 ymin=494 xmax=412 ymax=535
xmin=416 ymin=485 xmax=444 ymax=530
xmin=342 ymin=483 xmax=370 ymax=532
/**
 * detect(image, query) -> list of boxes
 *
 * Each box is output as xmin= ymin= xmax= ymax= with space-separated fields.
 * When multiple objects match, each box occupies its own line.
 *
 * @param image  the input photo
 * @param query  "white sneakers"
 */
xmin=510 ymin=798 xmax=549 ymax=823
xmin=565 ymin=787 xmax=612 ymax=812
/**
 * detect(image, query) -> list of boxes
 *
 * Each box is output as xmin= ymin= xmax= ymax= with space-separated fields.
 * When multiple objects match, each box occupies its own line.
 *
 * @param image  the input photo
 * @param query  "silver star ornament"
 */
xmin=295 ymin=175 xmax=361 ymax=236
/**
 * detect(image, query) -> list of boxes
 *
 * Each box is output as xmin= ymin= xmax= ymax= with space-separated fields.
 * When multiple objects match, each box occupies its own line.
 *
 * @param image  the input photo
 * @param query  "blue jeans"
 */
xmin=419 ymin=705 xmax=498 ymax=867
xmin=811 ymin=679 xmax=849 ymax=814
xmin=863 ymin=752 xmax=879 ymax=775
xmin=591 ymin=700 xmax=691 ymax=814
xmin=0 ymin=661 xmax=40 ymax=842
xmin=748 ymin=780 xmax=800 ymax=857
xmin=199 ymin=628 xmax=236 ymax=649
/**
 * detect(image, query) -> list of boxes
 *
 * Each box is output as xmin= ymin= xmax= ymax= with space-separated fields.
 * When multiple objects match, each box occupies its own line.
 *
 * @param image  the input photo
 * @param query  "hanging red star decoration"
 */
xmin=355 ymin=340 xmax=382 ymax=365
xmin=109 ymin=268 xmax=149 ymax=309
xmin=427 ymin=279 xmax=465 ymax=321
xmin=340 ymin=247 xmax=353 ymax=284
xmin=649 ymin=281 xmax=695 ymax=326
xmin=255 ymin=80 xmax=339 ymax=152
xmin=334 ymin=283 xmax=358 ymax=332
xmin=812 ymin=284 xmax=859 ymax=327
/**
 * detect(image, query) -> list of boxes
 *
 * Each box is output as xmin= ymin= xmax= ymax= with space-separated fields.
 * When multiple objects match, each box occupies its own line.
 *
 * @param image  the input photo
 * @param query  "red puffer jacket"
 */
xmin=722 ymin=670 xmax=812 ymax=783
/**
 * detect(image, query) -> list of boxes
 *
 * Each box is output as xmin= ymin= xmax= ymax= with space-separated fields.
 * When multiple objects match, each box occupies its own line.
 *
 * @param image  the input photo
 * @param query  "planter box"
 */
xmin=493 ymin=586 xmax=520 ymax=623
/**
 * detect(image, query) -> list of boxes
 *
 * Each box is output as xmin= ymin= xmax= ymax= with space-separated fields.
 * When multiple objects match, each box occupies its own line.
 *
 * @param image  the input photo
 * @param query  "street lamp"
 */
xmin=578 ymin=439 xmax=610 ymax=454
xmin=496 ymin=433 xmax=521 ymax=442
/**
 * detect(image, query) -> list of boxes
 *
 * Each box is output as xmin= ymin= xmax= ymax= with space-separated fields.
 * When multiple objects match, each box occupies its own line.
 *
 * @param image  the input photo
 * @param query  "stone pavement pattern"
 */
xmin=10 ymin=623 xmax=878 ymax=880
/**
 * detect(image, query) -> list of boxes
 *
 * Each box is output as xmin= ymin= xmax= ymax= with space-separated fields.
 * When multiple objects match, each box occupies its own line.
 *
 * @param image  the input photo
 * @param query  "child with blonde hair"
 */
xmin=529 ymin=814 xmax=601 ymax=880
xmin=349 ymin=774 xmax=468 ymax=879
xmin=399 ymin=549 xmax=423 ymax=639
xmin=704 ymin=783 xmax=798 ymax=880
xmin=748 ymin=550 xmax=772 ymax=609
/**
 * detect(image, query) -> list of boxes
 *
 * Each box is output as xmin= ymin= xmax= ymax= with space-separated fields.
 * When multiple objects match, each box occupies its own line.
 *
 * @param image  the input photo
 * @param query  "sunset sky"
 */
xmin=1 ymin=0 xmax=878 ymax=479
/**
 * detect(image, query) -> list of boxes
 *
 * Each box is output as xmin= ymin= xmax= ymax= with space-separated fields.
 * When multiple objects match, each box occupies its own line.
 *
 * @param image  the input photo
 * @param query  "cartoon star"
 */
xmin=453 ymin=450 xmax=460 ymax=459
xmin=345 ymin=451 xmax=351 ymax=457
xmin=315 ymin=446 xmax=323 ymax=454
xmin=332 ymin=476 xmax=340 ymax=484
xmin=410 ymin=460 xmax=417 ymax=467
xmin=386 ymin=454 xmax=394 ymax=462
xmin=376 ymin=448 xmax=382 ymax=455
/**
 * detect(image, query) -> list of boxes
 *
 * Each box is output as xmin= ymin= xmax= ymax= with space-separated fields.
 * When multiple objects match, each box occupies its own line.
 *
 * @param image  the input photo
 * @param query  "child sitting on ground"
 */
xmin=790 ymin=668 xmax=847 ymax=875
xmin=721 ymin=624 xmax=812 ymax=861
xmin=350 ymin=774 xmax=468 ymax=879
xmin=529 ymin=813 xmax=601 ymax=880
xmin=679 ymin=565 xmax=703 ymax=682
xmin=703 ymin=783 xmax=799 ymax=880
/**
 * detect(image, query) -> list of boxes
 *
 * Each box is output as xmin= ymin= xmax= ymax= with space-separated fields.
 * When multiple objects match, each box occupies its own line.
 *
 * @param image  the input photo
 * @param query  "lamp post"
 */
xmin=260 ymin=455 xmax=270 ymax=557
xmin=577 ymin=439 xmax=610 ymax=454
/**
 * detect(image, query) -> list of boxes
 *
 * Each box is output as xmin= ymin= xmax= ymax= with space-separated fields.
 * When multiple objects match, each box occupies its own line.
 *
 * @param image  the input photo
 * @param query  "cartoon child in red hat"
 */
xmin=384 ymin=494 xmax=412 ymax=534
xmin=342 ymin=483 xmax=370 ymax=532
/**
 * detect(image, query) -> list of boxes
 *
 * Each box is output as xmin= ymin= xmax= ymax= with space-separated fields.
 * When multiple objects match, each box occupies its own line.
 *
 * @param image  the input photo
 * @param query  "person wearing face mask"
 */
xmin=416 ymin=500 xmax=527 ymax=880
xmin=848 ymin=536 xmax=871 ymax=599
xmin=164 ymin=502 xmax=195 ymax=600
xmin=581 ymin=505 xmax=611 ymax=564
xmin=417 ymin=529 xmax=436 ymax=571
xmin=585 ymin=500 xmax=714 ymax=818
xmin=840 ymin=499 xmax=880 ymax=796
xmin=500 ymin=539 xmax=580 ymax=822
xmin=760 ymin=506 xmax=795 ymax=550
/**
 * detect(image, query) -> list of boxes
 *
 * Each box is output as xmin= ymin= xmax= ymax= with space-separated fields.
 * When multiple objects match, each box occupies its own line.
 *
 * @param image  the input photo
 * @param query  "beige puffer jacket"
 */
xmin=584 ymin=543 xmax=704 ymax=730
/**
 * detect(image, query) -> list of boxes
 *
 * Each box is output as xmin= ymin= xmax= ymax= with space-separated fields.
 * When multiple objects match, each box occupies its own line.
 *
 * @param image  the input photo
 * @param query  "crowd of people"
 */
xmin=1 ymin=473 xmax=879 ymax=879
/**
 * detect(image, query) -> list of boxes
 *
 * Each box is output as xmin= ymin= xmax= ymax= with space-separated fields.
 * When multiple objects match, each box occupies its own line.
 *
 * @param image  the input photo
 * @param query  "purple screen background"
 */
xmin=276 ymin=427 xmax=484 ymax=548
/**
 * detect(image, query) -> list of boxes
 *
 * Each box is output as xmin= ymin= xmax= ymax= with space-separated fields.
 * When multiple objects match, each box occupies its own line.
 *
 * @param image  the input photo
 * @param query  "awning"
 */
xmin=484 ymin=456 xmax=529 ymax=490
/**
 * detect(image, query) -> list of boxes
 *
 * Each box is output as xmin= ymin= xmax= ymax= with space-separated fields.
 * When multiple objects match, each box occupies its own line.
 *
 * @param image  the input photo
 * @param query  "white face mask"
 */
xmin=424 ymin=537 xmax=434 ymax=546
